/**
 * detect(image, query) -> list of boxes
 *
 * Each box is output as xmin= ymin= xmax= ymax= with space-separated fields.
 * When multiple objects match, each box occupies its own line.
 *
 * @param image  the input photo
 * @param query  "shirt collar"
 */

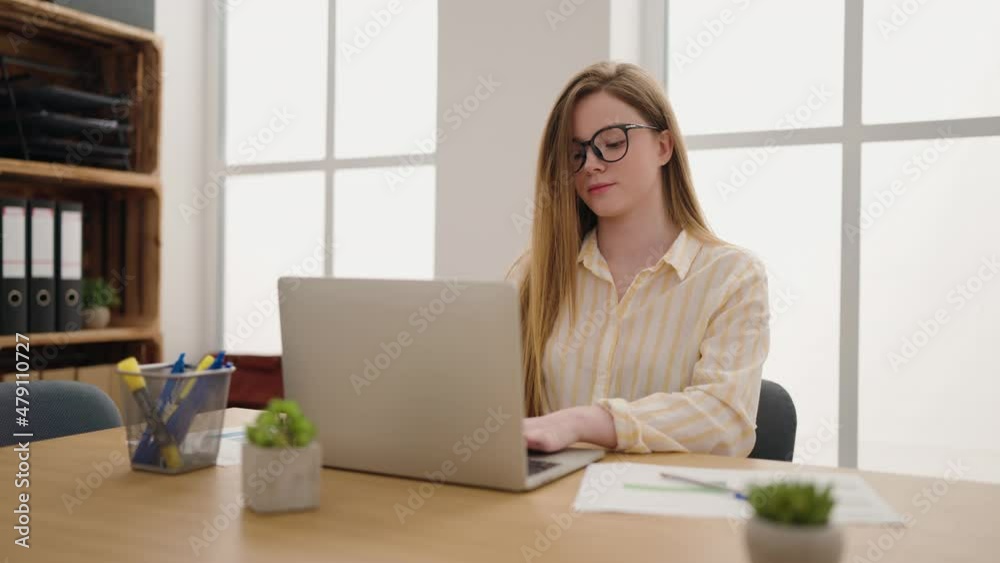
xmin=577 ymin=228 xmax=702 ymax=281
xmin=577 ymin=228 xmax=611 ymax=282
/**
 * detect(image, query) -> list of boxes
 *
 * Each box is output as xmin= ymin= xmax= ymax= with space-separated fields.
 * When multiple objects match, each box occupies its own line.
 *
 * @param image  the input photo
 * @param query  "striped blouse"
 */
xmin=516 ymin=228 xmax=770 ymax=456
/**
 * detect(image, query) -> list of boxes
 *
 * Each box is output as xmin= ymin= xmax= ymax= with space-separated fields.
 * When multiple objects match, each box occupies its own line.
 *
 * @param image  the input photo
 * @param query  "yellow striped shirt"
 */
xmin=516 ymin=228 xmax=770 ymax=456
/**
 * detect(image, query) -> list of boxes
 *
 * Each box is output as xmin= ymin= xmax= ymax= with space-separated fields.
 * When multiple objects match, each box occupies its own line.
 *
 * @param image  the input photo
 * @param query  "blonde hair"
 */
xmin=512 ymin=61 xmax=720 ymax=417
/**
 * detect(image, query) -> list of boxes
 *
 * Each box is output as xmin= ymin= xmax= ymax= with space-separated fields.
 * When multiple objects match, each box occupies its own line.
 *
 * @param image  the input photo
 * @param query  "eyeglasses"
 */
xmin=571 ymin=123 xmax=663 ymax=173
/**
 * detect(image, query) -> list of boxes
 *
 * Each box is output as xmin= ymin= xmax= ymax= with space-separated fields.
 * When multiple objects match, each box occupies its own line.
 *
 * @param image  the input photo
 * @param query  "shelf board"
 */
xmin=0 ymin=326 xmax=160 ymax=349
xmin=0 ymin=158 xmax=159 ymax=191
xmin=0 ymin=0 xmax=159 ymax=45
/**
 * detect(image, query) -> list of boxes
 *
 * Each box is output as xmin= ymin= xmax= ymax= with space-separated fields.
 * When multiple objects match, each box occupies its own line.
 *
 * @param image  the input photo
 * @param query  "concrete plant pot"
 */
xmin=745 ymin=517 xmax=843 ymax=563
xmin=241 ymin=441 xmax=321 ymax=513
xmin=83 ymin=306 xmax=111 ymax=329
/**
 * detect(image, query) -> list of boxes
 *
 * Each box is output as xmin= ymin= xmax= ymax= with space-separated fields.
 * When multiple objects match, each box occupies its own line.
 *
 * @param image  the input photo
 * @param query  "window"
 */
xmin=218 ymin=0 xmax=438 ymax=354
xmin=653 ymin=0 xmax=1000 ymax=480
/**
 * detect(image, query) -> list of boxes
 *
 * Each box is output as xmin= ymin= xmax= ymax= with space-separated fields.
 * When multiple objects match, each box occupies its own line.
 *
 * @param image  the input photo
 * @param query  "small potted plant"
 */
xmin=82 ymin=277 xmax=121 ymax=329
xmin=242 ymin=399 xmax=321 ymax=513
xmin=744 ymin=482 xmax=841 ymax=563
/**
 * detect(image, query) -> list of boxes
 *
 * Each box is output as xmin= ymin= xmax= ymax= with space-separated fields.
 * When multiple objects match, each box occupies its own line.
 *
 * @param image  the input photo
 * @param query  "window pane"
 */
xmin=225 ymin=0 xmax=328 ymax=164
xmin=224 ymin=172 xmax=326 ymax=354
xmin=863 ymin=0 xmax=1000 ymax=124
xmin=334 ymin=165 xmax=435 ymax=279
xmin=859 ymin=136 xmax=1000 ymax=483
xmin=668 ymin=0 xmax=843 ymax=135
xmin=334 ymin=0 xmax=437 ymax=159
xmin=689 ymin=144 xmax=842 ymax=466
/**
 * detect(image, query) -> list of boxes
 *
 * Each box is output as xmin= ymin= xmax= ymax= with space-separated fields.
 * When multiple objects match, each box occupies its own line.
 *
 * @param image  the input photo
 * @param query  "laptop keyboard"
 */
xmin=528 ymin=458 xmax=560 ymax=475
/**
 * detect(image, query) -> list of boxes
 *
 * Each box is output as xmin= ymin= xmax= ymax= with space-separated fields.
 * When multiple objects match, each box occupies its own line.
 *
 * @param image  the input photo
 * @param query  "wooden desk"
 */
xmin=2 ymin=409 xmax=996 ymax=562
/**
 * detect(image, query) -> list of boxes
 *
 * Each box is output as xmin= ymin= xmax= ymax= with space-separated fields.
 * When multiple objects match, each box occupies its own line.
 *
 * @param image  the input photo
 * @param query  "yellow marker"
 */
xmin=117 ymin=357 xmax=183 ymax=468
xmin=195 ymin=354 xmax=215 ymax=372
xmin=163 ymin=355 xmax=214 ymax=417
xmin=118 ymin=357 xmax=145 ymax=393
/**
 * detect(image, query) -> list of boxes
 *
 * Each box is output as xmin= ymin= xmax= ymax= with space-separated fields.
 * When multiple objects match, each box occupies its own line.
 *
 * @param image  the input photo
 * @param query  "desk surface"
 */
xmin=2 ymin=408 xmax=996 ymax=562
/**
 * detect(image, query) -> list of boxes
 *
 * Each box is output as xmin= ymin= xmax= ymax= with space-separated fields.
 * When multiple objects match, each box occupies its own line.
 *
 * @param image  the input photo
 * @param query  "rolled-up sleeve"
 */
xmin=597 ymin=258 xmax=770 ymax=456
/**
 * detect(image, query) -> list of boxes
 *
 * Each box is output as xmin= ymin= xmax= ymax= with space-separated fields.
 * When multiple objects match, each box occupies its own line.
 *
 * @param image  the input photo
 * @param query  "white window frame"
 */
xmin=642 ymin=0 xmax=1000 ymax=468
xmin=211 ymin=1 xmax=437 ymax=352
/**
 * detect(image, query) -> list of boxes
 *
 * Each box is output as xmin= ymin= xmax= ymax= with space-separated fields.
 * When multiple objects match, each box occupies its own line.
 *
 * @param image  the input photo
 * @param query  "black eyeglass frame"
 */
xmin=571 ymin=123 xmax=664 ymax=173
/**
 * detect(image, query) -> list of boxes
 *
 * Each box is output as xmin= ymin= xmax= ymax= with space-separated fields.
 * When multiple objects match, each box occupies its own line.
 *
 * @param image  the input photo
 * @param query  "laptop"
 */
xmin=278 ymin=277 xmax=604 ymax=491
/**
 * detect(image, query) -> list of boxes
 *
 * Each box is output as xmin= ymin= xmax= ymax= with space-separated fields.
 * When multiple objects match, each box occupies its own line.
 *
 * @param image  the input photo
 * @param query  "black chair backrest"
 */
xmin=0 ymin=380 xmax=122 ymax=447
xmin=749 ymin=379 xmax=797 ymax=461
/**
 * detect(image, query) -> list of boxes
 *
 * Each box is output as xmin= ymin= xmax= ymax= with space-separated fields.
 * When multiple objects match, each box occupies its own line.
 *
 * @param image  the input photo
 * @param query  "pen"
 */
xmin=659 ymin=471 xmax=748 ymax=501
xmin=207 ymin=351 xmax=226 ymax=370
xmin=157 ymin=352 xmax=187 ymax=412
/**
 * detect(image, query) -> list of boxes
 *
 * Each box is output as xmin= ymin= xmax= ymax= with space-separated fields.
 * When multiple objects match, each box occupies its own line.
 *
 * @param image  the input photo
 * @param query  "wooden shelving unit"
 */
xmin=0 ymin=0 xmax=163 ymax=393
xmin=0 ymin=157 xmax=160 ymax=190
xmin=0 ymin=326 xmax=159 ymax=348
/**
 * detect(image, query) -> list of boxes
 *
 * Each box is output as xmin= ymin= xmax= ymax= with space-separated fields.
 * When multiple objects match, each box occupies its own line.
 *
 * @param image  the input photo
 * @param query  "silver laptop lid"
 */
xmin=278 ymin=277 xmax=530 ymax=490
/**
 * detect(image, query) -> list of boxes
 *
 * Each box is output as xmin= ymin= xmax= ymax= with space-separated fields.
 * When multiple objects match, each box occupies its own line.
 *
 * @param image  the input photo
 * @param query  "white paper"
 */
xmin=2 ymin=206 xmax=26 ymax=278
xmin=215 ymin=426 xmax=247 ymax=467
xmin=572 ymin=462 xmax=903 ymax=525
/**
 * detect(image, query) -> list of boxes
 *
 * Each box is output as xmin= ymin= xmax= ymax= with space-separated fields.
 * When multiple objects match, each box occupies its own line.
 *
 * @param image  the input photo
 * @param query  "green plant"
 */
xmin=82 ymin=277 xmax=122 ymax=308
xmin=747 ymin=482 xmax=835 ymax=526
xmin=246 ymin=399 xmax=316 ymax=448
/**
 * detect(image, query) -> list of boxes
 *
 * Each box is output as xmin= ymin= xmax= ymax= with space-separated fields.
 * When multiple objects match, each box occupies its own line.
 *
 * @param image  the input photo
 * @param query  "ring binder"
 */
xmin=27 ymin=200 xmax=56 ymax=333
xmin=56 ymin=201 xmax=83 ymax=332
xmin=1 ymin=198 xmax=28 ymax=335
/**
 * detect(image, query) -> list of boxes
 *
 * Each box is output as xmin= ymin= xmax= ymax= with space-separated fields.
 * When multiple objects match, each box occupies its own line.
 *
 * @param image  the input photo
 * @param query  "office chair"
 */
xmin=748 ymin=379 xmax=797 ymax=461
xmin=0 ymin=380 xmax=122 ymax=447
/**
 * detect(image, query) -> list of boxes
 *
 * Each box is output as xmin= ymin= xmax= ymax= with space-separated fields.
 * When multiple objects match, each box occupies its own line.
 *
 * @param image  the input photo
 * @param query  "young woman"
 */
xmin=512 ymin=62 xmax=770 ymax=456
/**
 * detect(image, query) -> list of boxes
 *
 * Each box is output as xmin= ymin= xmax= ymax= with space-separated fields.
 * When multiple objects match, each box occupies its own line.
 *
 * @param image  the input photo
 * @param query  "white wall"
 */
xmin=155 ymin=0 xmax=212 ymax=360
xmin=435 ymin=0 xmax=613 ymax=280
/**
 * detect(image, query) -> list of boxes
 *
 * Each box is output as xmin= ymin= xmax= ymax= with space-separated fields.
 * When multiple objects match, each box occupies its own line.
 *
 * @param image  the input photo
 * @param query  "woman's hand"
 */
xmin=523 ymin=406 xmax=618 ymax=452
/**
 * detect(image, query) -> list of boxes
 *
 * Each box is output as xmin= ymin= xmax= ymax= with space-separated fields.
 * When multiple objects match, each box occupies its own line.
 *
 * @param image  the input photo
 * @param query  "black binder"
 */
xmin=55 ymin=201 xmax=83 ymax=332
xmin=27 ymin=200 xmax=55 ymax=333
xmin=0 ymin=199 xmax=28 ymax=335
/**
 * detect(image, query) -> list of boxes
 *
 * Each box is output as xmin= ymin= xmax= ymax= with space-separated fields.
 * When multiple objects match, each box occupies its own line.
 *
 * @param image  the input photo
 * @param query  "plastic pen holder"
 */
xmin=117 ymin=361 xmax=235 ymax=474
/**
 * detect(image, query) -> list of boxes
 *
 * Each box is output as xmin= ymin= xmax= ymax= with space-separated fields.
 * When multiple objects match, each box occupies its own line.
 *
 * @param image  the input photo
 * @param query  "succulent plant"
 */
xmin=246 ymin=399 xmax=316 ymax=448
xmin=747 ymin=482 xmax=835 ymax=526
xmin=82 ymin=277 xmax=122 ymax=308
